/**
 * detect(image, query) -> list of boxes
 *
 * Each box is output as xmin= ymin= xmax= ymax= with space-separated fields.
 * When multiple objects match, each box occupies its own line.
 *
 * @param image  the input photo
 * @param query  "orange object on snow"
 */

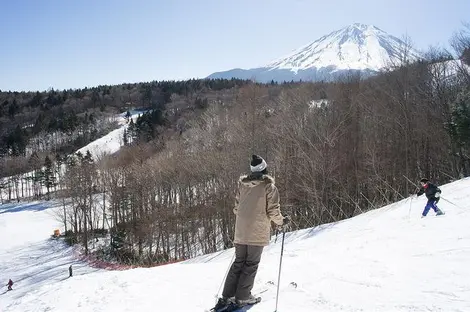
xmin=53 ymin=229 xmax=60 ymax=237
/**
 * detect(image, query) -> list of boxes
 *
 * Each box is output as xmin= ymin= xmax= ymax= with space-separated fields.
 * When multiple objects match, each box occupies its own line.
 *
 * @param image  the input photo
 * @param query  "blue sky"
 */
xmin=1 ymin=0 xmax=469 ymax=91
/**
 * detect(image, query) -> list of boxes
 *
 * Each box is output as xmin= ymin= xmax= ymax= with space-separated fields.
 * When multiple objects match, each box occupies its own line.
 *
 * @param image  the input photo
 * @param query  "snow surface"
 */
xmin=1 ymin=178 xmax=470 ymax=311
xmin=75 ymin=109 xmax=148 ymax=160
xmin=266 ymin=23 xmax=421 ymax=72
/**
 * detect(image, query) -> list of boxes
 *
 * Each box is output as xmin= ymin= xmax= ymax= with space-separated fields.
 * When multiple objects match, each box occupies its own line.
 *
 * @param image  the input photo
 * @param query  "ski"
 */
xmin=207 ymin=281 xmax=295 ymax=311
xmin=207 ymin=296 xmax=262 ymax=312
xmin=206 ymin=299 xmax=234 ymax=312
xmin=422 ymin=212 xmax=446 ymax=218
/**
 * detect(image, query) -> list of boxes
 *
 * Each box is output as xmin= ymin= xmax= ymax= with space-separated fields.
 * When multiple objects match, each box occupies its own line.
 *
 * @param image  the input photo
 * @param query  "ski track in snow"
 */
xmin=1 ymin=178 xmax=470 ymax=311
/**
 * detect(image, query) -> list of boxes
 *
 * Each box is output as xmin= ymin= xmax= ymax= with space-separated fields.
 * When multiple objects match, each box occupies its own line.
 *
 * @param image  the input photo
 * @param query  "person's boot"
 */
xmin=236 ymin=294 xmax=260 ymax=307
xmin=213 ymin=296 xmax=234 ymax=310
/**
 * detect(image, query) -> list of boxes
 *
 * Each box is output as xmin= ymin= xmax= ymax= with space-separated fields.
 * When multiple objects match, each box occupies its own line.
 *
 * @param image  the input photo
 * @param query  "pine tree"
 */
xmin=450 ymin=90 xmax=470 ymax=176
xmin=127 ymin=119 xmax=137 ymax=144
xmin=123 ymin=129 xmax=129 ymax=146
xmin=8 ymin=99 xmax=19 ymax=118
xmin=44 ymin=156 xmax=56 ymax=200
xmin=28 ymin=151 xmax=43 ymax=198
xmin=33 ymin=169 xmax=44 ymax=198
xmin=83 ymin=150 xmax=93 ymax=165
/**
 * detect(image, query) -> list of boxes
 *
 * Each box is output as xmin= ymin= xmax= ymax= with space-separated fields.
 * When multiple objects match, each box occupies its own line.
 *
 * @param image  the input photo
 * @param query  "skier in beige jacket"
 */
xmin=215 ymin=154 xmax=288 ymax=309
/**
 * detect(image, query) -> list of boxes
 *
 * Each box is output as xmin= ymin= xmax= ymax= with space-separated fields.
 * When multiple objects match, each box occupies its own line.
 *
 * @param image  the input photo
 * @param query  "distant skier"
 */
xmin=213 ymin=155 xmax=289 ymax=310
xmin=6 ymin=279 xmax=13 ymax=291
xmin=415 ymin=178 xmax=445 ymax=217
xmin=69 ymin=265 xmax=73 ymax=277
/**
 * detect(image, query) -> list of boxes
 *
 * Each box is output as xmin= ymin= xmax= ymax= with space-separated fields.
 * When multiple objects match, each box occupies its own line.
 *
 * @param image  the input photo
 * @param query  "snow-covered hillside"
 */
xmin=1 ymin=178 xmax=470 ymax=311
xmin=208 ymin=23 xmax=421 ymax=82
xmin=0 ymin=109 xmax=147 ymax=202
xmin=75 ymin=109 xmax=148 ymax=160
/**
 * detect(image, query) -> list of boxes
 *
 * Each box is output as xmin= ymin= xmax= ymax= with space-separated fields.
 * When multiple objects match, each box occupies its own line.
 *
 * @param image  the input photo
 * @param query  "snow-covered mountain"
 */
xmin=208 ymin=23 xmax=421 ymax=82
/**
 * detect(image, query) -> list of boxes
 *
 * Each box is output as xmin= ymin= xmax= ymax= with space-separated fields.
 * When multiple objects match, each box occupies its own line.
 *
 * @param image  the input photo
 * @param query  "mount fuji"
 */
xmin=208 ymin=23 xmax=421 ymax=82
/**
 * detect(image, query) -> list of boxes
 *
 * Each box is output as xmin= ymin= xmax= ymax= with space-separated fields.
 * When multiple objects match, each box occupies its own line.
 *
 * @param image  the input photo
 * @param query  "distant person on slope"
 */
xmin=6 ymin=279 xmax=13 ymax=290
xmin=214 ymin=155 xmax=288 ymax=310
xmin=415 ymin=178 xmax=445 ymax=217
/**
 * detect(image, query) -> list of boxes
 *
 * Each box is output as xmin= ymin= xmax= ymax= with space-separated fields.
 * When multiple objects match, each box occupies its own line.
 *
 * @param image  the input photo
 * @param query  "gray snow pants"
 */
xmin=222 ymin=244 xmax=264 ymax=300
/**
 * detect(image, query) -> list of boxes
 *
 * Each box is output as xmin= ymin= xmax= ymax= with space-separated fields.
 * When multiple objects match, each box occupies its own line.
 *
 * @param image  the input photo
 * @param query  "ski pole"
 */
xmin=408 ymin=196 xmax=413 ymax=219
xmin=440 ymin=196 xmax=463 ymax=209
xmin=274 ymin=228 xmax=286 ymax=312
xmin=215 ymin=250 xmax=235 ymax=301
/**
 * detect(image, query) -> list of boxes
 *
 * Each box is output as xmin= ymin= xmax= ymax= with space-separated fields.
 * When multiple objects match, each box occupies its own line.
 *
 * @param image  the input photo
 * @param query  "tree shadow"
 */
xmin=0 ymin=202 xmax=53 ymax=214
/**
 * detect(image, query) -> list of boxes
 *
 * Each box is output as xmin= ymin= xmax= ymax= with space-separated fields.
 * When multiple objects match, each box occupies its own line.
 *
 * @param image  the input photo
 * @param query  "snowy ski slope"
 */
xmin=73 ymin=109 xmax=147 ymax=160
xmin=1 ymin=178 xmax=470 ymax=311
xmin=0 ymin=109 xmax=148 ymax=202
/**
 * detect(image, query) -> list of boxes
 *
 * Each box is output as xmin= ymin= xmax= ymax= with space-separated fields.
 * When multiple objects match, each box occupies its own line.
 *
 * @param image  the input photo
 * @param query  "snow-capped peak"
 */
xmin=266 ymin=23 xmax=420 ymax=73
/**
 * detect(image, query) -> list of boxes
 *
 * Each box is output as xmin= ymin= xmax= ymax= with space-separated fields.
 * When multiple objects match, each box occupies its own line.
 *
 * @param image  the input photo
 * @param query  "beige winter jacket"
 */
xmin=233 ymin=174 xmax=284 ymax=246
